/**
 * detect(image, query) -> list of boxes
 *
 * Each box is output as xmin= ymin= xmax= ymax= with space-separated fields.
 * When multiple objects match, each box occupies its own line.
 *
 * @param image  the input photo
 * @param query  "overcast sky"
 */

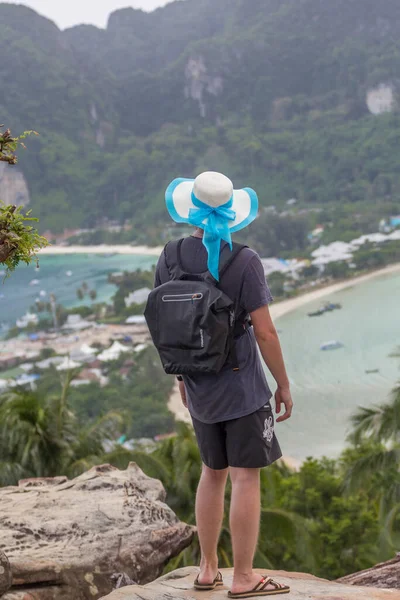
xmin=2 ymin=0 xmax=182 ymax=29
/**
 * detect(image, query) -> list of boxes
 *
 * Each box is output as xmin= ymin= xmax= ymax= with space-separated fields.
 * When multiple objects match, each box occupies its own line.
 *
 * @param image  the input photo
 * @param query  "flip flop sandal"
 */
xmin=228 ymin=576 xmax=290 ymax=598
xmin=194 ymin=571 xmax=224 ymax=591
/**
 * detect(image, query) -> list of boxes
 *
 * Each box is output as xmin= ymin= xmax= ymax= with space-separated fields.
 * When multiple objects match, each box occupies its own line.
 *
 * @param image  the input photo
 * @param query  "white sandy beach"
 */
xmin=269 ymin=262 xmax=400 ymax=321
xmin=39 ymin=244 xmax=163 ymax=256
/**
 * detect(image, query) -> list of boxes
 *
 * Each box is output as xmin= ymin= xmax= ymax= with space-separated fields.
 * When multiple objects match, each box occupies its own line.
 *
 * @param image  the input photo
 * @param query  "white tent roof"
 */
xmin=62 ymin=315 xmax=93 ymax=331
xmin=311 ymin=241 xmax=354 ymax=266
xmin=260 ymin=258 xmax=291 ymax=276
xmin=311 ymin=242 xmax=352 ymax=258
xmin=312 ymin=254 xmax=353 ymax=266
xmin=69 ymin=351 xmax=96 ymax=364
xmin=98 ymin=341 xmax=130 ymax=362
xmin=134 ymin=343 xmax=148 ymax=353
xmin=350 ymin=233 xmax=389 ymax=247
xmin=125 ymin=315 xmax=146 ymax=325
xmin=36 ymin=356 xmax=65 ymax=369
xmin=56 ymin=358 xmax=82 ymax=371
xmin=80 ymin=344 xmax=98 ymax=355
xmin=311 ymin=246 xmax=327 ymax=258
xmin=98 ymin=350 xmax=115 ymax=362
xmin=388 ymin=230 xmax=400 ymax=241
xmin=109 ymin=341 xmax=130 ymax=353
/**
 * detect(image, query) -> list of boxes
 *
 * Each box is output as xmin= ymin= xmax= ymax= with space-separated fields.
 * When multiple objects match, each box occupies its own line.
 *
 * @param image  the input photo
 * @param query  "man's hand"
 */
xmin=178 ymin=380 xmax=188 ymax=408
xmin=275 ymin=387 xmax=293 ymax=423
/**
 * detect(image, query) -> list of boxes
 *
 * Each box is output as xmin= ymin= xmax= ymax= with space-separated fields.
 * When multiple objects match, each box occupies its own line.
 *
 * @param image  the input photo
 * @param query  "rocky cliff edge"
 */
xmin=101 ymin=567 xmax=400 ymax=600
xmin=0 ymin=463 xmax=194 ymax=599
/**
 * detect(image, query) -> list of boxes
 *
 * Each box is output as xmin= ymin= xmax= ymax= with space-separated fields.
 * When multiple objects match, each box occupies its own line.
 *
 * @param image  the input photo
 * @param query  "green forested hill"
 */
xmin=1 ymin=0 xmax=400 ymax=238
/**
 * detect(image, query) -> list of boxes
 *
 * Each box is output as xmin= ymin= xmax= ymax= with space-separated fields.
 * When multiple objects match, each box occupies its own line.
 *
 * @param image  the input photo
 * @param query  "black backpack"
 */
xmin=144 ymin=239 xmax=247 ymax=376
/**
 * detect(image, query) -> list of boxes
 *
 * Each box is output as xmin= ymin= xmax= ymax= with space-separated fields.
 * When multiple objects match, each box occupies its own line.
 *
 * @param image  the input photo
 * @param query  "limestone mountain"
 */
xmin=1 ymin=0 xmax=400 ymax=236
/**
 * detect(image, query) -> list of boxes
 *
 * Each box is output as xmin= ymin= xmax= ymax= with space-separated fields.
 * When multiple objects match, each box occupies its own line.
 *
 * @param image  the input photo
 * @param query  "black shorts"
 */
xmin=192 ymin=404 xmax=282 ymax=470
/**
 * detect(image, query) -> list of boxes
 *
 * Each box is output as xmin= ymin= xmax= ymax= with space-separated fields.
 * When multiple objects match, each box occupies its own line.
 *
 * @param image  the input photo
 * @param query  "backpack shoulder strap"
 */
xmin=219 ymin=242 xmax=248 ymax=280
xmin=164 ymin=239 xmax=185 ymax=280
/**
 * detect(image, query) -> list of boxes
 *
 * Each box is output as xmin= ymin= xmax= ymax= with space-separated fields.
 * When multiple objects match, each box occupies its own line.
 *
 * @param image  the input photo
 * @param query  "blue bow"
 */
xmin=188 ymin=193 xmax=236 ymax=280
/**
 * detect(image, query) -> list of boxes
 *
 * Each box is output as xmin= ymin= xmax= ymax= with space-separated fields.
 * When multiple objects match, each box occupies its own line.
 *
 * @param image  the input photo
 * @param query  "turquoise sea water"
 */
xmin=1 ymin=255 xmax=399 ymax=460
xmin=0 ymin=254 xmax=157 ymax=328
xmin=271 ymin=270 xmax=400 ymax=461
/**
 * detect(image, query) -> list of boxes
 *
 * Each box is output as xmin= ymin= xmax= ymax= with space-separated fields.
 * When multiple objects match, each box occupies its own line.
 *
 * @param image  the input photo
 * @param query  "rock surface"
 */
xmin=101 ymin=567 xmax=400 ymax=600
xmin=0 ymin=551 xmax=12 ymax=597
xmin=338 ymin=555 xmax=400 ymax=590
xmin=0 ymin=163 xmax=30 ymax=207
xmin=0 ymin=464 xmax=194 ymax=600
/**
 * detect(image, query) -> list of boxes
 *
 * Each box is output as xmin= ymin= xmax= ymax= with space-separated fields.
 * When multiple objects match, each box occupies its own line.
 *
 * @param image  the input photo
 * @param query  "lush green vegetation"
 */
xmin=1 ymin=0 xmax=400 ymax=579
xmin=0 ymin=126 xmax=48 ymax=274
xmin=35 ymin=346 xmax=175 ymax=440
xmin=353 ymin=241 xmax=400 ymax=270
xmin=2 ymin=1 xmax=400 ymax=242
xmin=0 ymin=345 xmax=175 ymax=481
xmin=1 ymin=354 xmax=399 ymax=580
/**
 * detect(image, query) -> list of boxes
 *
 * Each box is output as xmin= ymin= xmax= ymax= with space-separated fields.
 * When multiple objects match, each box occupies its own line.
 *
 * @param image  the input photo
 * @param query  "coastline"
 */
xmin=269 ymin=262 xmax=400 ymax=321
xmin=39 ymin=244 xmax=163 ymax=257
xmin=168 ymin=261 xmax=400 ymax=468
xmin=39 ymin=247 xmax=400 ymax=317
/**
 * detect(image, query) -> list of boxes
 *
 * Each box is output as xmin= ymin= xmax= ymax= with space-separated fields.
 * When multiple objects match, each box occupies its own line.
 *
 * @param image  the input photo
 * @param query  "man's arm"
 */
xmin=251 ymin=305 xmax=293 ymax=423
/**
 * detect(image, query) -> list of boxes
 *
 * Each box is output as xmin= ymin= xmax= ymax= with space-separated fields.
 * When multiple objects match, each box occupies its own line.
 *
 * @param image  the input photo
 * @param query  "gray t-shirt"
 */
xmin=155 ymin=236 xmax=274 ymax=424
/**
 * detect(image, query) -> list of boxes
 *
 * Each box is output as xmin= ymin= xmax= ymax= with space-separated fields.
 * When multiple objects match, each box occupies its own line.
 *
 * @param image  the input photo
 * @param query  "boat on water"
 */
xmin=365 ymin=369 xmax=380 ymax=374
xmin=66 ymin=271 xmax=73 ymax=277
xmin=320 ymin=341 xmax=344 ymax=351
xmin=308 ymin=308 xmax=326 ymax=317
xmin=308 ymin=301 xmax=342 ymax=317
xmin=323 ymin=302 xmax=342 ymax=311
xmin=29 ymin=279 xmax=40 ymax=286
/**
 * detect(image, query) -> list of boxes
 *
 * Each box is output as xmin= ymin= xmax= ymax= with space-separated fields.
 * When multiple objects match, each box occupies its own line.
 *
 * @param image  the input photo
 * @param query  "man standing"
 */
xmin=154 ymin=172 xmax=293 ymax=598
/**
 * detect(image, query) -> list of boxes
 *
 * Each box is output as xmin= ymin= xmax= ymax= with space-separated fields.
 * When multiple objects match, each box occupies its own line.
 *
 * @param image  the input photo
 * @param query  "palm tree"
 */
xmin=0 ymin=387 xmax=67 ymax=479
xmin=345 ymin=383 xmax=400 ymax=499
xmin=0 ymin=372 xmax=122 ymax=485
xmin=349 ymin=383 xmax=400 ymax=446
xmin=344 ymin=382 xmax=400 ymax=556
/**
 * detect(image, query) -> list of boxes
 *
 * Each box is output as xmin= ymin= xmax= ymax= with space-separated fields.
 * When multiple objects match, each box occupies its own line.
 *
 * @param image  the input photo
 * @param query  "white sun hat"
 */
xmin=165 ymin=171 xmax=258 ymax=232
xmin=165 ymin=172 xmax=259 ymax=280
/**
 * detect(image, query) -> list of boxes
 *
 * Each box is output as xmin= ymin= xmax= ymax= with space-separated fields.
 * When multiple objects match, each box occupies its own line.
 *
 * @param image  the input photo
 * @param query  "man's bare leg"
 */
xmin=230 ymin=467 xmax=284 ymax=594
xmin=196 ymin=464 xmax=228 ymax=584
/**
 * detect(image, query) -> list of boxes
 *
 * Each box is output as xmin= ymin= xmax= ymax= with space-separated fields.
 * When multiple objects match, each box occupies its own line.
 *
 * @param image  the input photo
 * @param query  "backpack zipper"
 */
xmin=162 ymin=293 xmax=203 ymax=302
xmin=200 ymin=328 xmax=205 ymax=348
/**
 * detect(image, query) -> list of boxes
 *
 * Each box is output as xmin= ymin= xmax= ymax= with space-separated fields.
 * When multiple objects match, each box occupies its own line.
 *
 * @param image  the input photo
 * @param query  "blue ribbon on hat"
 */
xmin=188 ymin=192 xmax=236 ymax=281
